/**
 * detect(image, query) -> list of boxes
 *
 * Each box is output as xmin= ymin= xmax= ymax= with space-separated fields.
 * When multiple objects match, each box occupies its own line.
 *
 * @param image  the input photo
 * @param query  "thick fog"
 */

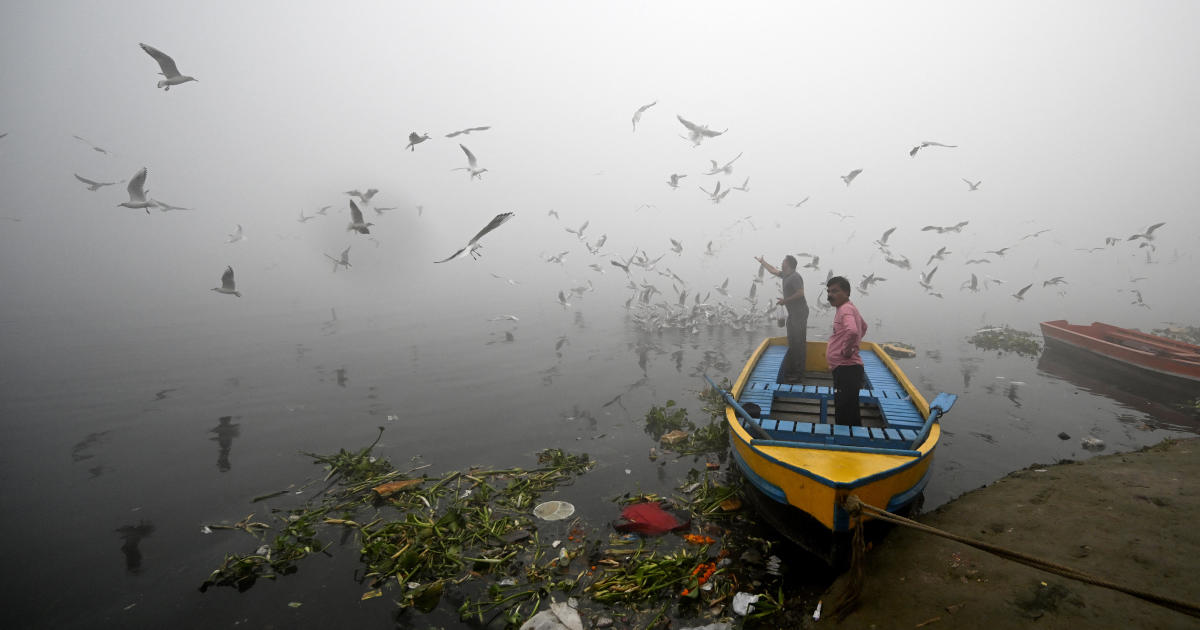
xmin=2 ymin=1 xmax=1198 ymax=354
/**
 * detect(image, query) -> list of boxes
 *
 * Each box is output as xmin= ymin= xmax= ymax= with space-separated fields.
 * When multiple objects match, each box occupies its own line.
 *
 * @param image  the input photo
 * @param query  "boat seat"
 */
xmin=741 ymin=384 xmax=924 ymax=430
xmin=754 ymin=419 xmax=920 ymax=449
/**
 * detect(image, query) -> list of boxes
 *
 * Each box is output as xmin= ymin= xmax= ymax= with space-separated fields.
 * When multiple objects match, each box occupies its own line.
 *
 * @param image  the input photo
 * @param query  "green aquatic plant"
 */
xmin=643 ymin=400 xmax=691 ymax=440
xmin=967 ymin=325 xmax=1043 ymax=358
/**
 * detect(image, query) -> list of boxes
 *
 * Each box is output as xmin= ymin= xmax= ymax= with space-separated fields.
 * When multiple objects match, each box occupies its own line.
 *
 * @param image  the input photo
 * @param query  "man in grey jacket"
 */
xmin=755 ymin=254 xmax=809 ymax=384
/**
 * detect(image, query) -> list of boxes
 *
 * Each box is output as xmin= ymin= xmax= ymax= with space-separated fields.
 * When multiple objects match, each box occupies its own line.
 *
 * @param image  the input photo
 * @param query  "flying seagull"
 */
xmin=699 ymin=181 xmax=729 ymax=204
xmin=453 ymin=144 xmax=488 ymax=180
xmin=405 ymin=132 xmax=431 ymax=151
xmin=676 ymin=114 xmax=726 ymax=147
xmin=1011 ymin=283 xmax=1033 ymax=301
xmin=138 ymin=43 xmax=197 ymax=90
xmin=298 ymin=209 xmax=316 ymax=223
xmin=705 ymin=152 xmax=743 ymax=176
xmin=347 ymin=200 xmax=373 ymax=234
xmin=434 ymin=212 xmax=515 ymax=263
xmin=631 ymin=101 xmax=657 ymax=132
xmin=666 ymin=173 xmax=687 ymax=189
xmin=984 ymin=247 xmax=1010 ymax=257
xmin=118 ymin=167 xmax=155 ymax=213
xmin=564 ymin=220 xmax=589 ymax=240
xmin=226 ymin=224 xmax=245 ymax=243
xmin=71 ymin=135 xmax=111 ymax=155
xmin=962 ymin=178 xmax=982 ymax=191
xmin=919 ymin=266 xmax=938 ymax=291
xmin=874 ymin=227 xmax=897 ymax=248
xmin=790 ymin=197 xmax=811 ymax=208
xmin=445 ymin=126 xmax=490 ymax=138
xmin=732 ymin=176 xmax=750 ymax=192
xmin=927 ymin=246 xmax=951 ymax=266
xmin=74 ymin=173 xmax=118 ymax=191
xmin=1127 ymin=222 xmax=1166 ymax=242
xmin=921 ymin=221 xmax=969 ymax=234
xmin=909 ymin=141 xmax=957 ymax=157
xmin=345 ymin=188 xmax=379 ymax=203
xmin=211 ymin=266 xmax=241 ymax=297
xmin=1042 ymin=276 xmax=1067 ymax=287
xmin=325 ymin=245 xmax=351 ymax=272
xmin=841 ymin=169 xmax=863 ymax=186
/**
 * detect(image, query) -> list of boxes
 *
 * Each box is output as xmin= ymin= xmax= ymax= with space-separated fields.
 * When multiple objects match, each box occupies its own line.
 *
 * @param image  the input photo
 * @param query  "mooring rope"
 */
xmin=832 ymin=495 xmax=1200 ymax=620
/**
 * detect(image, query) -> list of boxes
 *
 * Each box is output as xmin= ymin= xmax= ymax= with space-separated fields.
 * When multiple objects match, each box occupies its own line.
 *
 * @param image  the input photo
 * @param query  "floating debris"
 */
xmin=968 ymin=325 xmax=1043 ymax=358
xmin=732 ymin=591 xmax=760 ymax=615
xmin=880 ymin=341 xmax=916 ymax=359
xmin=1057 ymin=432 xmax=1071 ymax=440
xmin=533 ymin=500 xmax=576 ymax=521
xmin=1153 ymin=324 xmax=1200 ymax=345
xmin=612 ymin=501 xmax=691 ymax=536
xmin=1081 ymin=436 xmax=1105 ymax=450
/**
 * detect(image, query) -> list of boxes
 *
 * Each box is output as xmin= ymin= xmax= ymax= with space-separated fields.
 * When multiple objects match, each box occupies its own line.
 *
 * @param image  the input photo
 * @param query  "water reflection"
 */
xmin=1037 ymin=345 xmax=1200 ymax=432
xmin=116 ymin=521 xmax=155 ymax=574
xmin=71 ymin=431 xmax=111 ymax=462
xmin=210 ymin=416 xmax=241 ymax=472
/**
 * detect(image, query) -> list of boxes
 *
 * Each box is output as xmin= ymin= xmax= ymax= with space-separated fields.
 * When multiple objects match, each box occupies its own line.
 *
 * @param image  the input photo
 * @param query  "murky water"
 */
xmin=1 ymin=301 xmax=1195 ymax=628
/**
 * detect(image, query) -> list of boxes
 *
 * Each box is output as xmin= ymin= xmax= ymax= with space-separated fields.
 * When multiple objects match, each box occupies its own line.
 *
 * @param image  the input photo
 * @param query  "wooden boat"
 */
xmin=709 ymin=337 xmax=956 ymax=565
xmin=1040 ymin=320 xmax=1200 ymax=384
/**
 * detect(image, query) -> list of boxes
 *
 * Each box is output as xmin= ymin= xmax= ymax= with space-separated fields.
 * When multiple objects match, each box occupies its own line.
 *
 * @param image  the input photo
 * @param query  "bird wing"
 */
xmin=676 ymin=115 xmax=699 ymax=132
xmin=881 ymin=227 xmax=896 ymax=242
xmin=923 ymin=141 xmax=957 ymax=148
xmin=408 ymin=132 xmax=420 ymax=143
xmin=139 ymin=43 xmax=181 ymax=78
xmin=460 ymin=144 xmax=477 ymax=168
xmin=1016 ymin=284 xmax=1031 ymax=297
xmin=445 ymin=130 xmax=463 ymax=138
xmin=350 ymin=200 xmax=364 ymax=223
xmin=221 ymin=266 xmax=236 ymax=290
xmin=468 ymin=126 xmax=491 ymax=132
xmin=126 ymin=167 xmax=147 ymax=201
xmin=467 ymin=212 xmax=514 ymax=245
xmin=724 ymin=152 xmax=743 ymax=167
xmin=433 ymin=247 xmax=468 ymax=263
xmin=341 ymin=245 xmax=351 ymax=258
xmin=75 ymin=173 xmax=99 ymax=186
xmin=1145 ymin=222 xmax=1166 ymax=235
xmin=927 ymin=267 xmax=938 ymax=282
xmin=637 ymin=101 xmax=657 ymax=114
xmin=909 ymin=145 xmax=921 ymax=157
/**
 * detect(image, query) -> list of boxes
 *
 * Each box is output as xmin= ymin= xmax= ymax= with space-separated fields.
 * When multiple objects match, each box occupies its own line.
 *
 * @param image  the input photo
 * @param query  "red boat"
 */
xmin=1039 ymin=320 xmax=1200 ymax=384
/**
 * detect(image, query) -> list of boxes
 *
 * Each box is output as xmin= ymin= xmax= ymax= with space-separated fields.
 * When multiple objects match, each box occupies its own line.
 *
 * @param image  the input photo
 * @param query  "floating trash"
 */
xmin=880 ymin=341 xmax=916 ymax=358
xmin=200 ymin=526 xmax=212 ymax=534
xmin=732 ymin=591 xmax=760 ymax=616
xmin=765 ymin=554 xmax=782 ymax=576
xmin=1057 ymin=432 xmax=1070 ymax=440
xmin=612 ymin=501 xmax=690 ymax=535
xmin=533 ymin=500 xmax=576 ymax=521
xmin=1081 ymin=436 xmax=1105 ymax=450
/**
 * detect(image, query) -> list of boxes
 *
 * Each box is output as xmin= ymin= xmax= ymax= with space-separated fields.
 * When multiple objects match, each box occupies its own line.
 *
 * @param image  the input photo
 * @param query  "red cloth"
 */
xmin=826 ymin=301 xmax=867 ymax=369
xmin=612 ymin=502 xmax=691 ymax=535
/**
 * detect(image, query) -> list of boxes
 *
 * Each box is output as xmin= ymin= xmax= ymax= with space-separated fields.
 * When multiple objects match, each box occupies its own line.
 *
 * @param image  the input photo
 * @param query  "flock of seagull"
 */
xmin=13 ymin=42 xmax=1173 ymax=333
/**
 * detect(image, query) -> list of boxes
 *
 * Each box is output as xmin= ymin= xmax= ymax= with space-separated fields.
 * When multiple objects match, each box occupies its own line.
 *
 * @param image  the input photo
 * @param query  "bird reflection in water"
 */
xmin=116 ymin=521 xmax=155 ymax=574
xmin=210 ymin=416 xmax=241 ymax=472
xmin=336 ymin=367 xmax=349 ymax=388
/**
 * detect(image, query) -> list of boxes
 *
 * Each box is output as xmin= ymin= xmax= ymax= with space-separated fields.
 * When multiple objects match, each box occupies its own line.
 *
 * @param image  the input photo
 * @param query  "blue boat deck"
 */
xmin=736 ymin=345 xmax=925 ymax=449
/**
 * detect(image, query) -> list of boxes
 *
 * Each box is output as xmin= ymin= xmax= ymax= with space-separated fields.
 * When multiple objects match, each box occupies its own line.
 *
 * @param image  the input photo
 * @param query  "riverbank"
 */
xmin=818 ymin=437 xmax=1199 ymax=629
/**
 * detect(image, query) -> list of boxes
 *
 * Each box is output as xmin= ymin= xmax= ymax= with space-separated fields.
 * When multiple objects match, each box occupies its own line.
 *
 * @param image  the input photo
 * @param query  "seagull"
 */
xmin=909 ymin=141 xmax=957 ymax=157
xmin=564 ymin=220 xmax=589 ymax=240
xmin=1127 ymin=222 xmax=1166 ymax=242
xmin=445 ymin=126 xmax=490 ymax=138
xmin=211 ymin=266 xmax=240 ymax=297
xmin=927 ymin=246 xmax=951 ymax=266
xmin=669 ymin=238 xmax=683 ymax=255
xmin=226 ymin=224 xmax=245 ymax=243
xmin=347 ymin=200 xmax=373 ymax=234
xmin=1011 ymin=283 xmax=1033 ymax=301
xmin=315 ymin=205 xmax=331 ymax=215
xmin=921 ymin=221 xmax=969 ymax=234
xmin=373 ymin=206 xmax=397 ymax=216
xmin=874 ymin=227 xmax=897 ymax=248
xmin=345 ymin=188 xmax=379 ymax=204
xmin=585 ymin=234 xmax=607 ymax=254
xmin=557 ymin=290 xmax=572 ymax=309
xmin=1021 ymin=228 xmax=1052 ymax=240
xmin=490 ymin=273 xmax=520 ymax=285
xmin=984 ymin=247 xmax=1010 ymax=257
xmin=803 ymin=256 xmax=820 ymax=271
xmin=676 ymin=114 xmax=726 ymax=146
xmin=298 ymin=210 xmax=316 ymax=223
xmin=74 ymin=173 xmax=118 ymax=191
xmin=919 ymin=266 xmax=938 ymax=290
xmin=790 ymin=197 xmax=811 ymax=208
xmin=1042 ymin=276 xmax=1067 ymax=287
xmin=139 ymin=43 xmax=197 ymax=90
xmin=715 ymin=278 xmax=730 ymax=297
xmin=405 ymin=132 xmax=431 ymax=151
xmin=453 ymin=144 xmax=488 ymax=180
xmin=118 ymin=167 xmax=155 ymax=212
xmin=700 ymin=181 xmax=729 ymax=204
xmin=732 ymin=176 xmax=751 ymax=192
xmin=325 ymin=245 xmax=351 ymax=272
xmin=150 ymin=199 xmax=191 ymax=212
xmin=71 ymin=135 xmax=111 ymax=155
xmin=884 ymin=254 xmax=911 ymax=270
xmin=434 ymin=212 xmax=515 ymax=263
xmin=965 ymin=258 xmax=991 ymax=265
xmin=962 ymin=178 xmax=982 ymax=191
xmin=961 ymin=273 xmax=979 ymax=292
xmin=705 ymin=152 xmax=743 ymax=176
xmin=1130 ymin=289 xmax=1150 ymax=309
xmin=841 ymin=169 xmax=863 ymax=186
xmin=666 ymin=173 xmax=687 ymax=189
xmin=631 ymin=101 xmax=657 ymax=132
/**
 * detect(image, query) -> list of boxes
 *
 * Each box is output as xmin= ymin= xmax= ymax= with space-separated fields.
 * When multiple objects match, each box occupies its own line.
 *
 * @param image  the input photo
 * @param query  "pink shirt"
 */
xmin=826 ymin=301 xmax=867 ymax=369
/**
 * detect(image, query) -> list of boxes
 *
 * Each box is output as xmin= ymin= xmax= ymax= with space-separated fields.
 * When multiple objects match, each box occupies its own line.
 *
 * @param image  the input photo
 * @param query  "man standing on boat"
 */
xmin=755 ymin=254 xmax=809 ymax=384
xmin=825 ymin=276 xmax=867 ymax=426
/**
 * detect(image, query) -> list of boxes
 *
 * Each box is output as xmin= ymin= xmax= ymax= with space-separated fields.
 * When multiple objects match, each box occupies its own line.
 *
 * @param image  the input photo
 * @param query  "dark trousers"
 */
xmin=832 ymin=364 xmax=865 ymax=426
xmin=777 ymin=312 xmax=808 ymax=384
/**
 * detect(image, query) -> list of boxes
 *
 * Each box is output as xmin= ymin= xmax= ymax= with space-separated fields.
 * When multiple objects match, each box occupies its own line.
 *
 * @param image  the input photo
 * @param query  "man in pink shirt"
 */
xmin=825 ymin=276 xmax=868 ymax=426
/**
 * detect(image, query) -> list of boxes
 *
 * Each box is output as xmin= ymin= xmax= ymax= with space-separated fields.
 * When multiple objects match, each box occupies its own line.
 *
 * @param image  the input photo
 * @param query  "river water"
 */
xmin=2 ymin=292 xmax=1196 ymax=629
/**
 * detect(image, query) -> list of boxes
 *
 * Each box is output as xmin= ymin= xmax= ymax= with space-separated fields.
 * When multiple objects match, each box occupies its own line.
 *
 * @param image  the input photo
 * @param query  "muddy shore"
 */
xmin=817 ymin=438 xmax=1199 ymax=629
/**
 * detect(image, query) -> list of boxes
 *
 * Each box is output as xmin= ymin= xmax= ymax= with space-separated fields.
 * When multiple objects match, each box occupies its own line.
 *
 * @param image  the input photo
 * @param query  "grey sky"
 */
xmin=1 ymin=1 xmax=1198 ymax=338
